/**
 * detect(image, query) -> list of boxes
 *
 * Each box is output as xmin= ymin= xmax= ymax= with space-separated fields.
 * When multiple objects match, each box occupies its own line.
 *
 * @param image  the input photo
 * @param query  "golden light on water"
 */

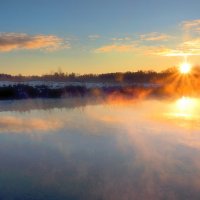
xmin=161 ymin=97 xmax=200 ymax=129
xmin=179 ymin=62 xmax=191 ymax=74
xmin=164 ymin=97 xmax=199 ymax=120
xmin=174 ymin=97 xmax=197 ymax=118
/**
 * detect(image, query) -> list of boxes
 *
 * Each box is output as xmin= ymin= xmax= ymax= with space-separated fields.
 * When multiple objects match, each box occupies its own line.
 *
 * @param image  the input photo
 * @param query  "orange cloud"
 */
xmin=0 ymin=33 xmax=69 ymax=52
xmin=172 ymin=39 xmax=200 ymax=56
xmin=181 ymin=38 xmax=200 ymax=49
xmin=140 ymin=32 xmax=171 ymax=41
xmin=95 ymin=44 xmax=136 ymax=53
xmin=94 ymin=43 xmax=173 ymax=55
xmin=144 ymin=45 xmax=200 ymax=57
xmin=142 ymin=46 xmax=182 ymax=56
xmin=94 ymin=20 xmax=200 ymax=57
xmin=157 ymin=38 xmax=200 ymax=56
xmin=94 ymin=42 xmax=177 ymax=56
xmin=182 ymin=19 xmax=200 ymax=31
xmin=94 ymin=39 xmax=200 ymax=57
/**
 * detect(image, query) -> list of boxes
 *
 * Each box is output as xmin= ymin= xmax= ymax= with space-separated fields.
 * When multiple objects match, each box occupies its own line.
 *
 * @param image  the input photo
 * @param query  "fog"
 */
xmin=0 ymin=97 xmax=199 ymax=199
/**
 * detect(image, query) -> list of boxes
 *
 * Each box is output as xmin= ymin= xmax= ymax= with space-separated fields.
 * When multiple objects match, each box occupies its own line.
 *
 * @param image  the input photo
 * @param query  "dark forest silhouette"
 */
xmin=0 ymin=66 xmax=199 ymax=100
xmin=0 ymin=67 xmax=180 ymax=83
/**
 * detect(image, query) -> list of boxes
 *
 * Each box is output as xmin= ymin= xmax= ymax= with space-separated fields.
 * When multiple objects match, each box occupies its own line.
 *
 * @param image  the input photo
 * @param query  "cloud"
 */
xmin=178 ymin=38 xmax=200 ymax=56
xmin=181 ymin=38 xmax=200 ymax=49
xmin=88 ymin=34 xmax=101 ymax=40
xmin=140 ymin=32 xmax=172 ymax=41
xmin=182 ymin=19 xmax=200 ymax=32
xmin=145 ymin=38 xmax=200 ymax=56
xmin=145 ymin=38 xmax=200 ymax=57
xmin=95 ymin=44 xmax=136 ymax=53
xmin=0 ymin=33 xmax=69 ymax=52
xmin=141 ymin=46 xmax=178 ymax=56
xmin=94 ymin=42 xmax=194 ymax=57
xmin=145 ymin=47 xmax=188 ymax=57
xmin=94 ymin=42 xmax=170 ymax=55
xmin=94 ymin=19 xmax=200 ymax=57
xmin=94 ymin=37 xmax=200 ymax=57
xmin=111 ymin=37 xmax=131 ymax=41
xmin=94 ymin=42 xmax=175 ymax=56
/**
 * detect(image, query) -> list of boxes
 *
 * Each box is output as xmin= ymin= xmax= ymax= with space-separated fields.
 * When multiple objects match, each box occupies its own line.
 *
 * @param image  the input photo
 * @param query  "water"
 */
xmin=0 ymin=97 xmax=200 ymax=200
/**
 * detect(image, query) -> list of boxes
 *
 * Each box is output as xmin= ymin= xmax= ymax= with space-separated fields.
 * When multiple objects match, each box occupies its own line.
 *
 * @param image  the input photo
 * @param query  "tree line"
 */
xmin=0 ymin=66 xmax=199 ymax=83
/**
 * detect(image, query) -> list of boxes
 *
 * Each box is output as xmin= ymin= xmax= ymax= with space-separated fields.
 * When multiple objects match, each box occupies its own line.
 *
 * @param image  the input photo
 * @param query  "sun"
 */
xmin=179 ymin=62 xmax=191 ymax=74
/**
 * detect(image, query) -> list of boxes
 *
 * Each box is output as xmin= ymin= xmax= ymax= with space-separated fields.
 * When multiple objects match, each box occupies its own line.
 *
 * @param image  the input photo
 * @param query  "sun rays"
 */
xmin=179 ymin=62 xmax=191 ymax=74
xmin=161 ymin=57 xmax=200 ymax=97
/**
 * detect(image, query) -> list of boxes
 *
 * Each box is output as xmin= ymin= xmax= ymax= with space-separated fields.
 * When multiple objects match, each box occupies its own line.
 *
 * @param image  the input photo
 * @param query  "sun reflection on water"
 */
xmin=170 ymin=96 xmax=199 ymax=119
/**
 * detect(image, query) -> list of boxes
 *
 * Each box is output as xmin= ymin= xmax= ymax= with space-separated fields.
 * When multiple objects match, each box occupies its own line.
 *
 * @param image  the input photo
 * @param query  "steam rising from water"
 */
xmin=0 ymin=97 xmax=200 ymax=199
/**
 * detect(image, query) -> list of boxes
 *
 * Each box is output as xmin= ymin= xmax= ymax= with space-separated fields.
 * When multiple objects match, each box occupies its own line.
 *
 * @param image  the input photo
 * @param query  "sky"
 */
xmin=0 ymin=0 xmax=200 ymax=75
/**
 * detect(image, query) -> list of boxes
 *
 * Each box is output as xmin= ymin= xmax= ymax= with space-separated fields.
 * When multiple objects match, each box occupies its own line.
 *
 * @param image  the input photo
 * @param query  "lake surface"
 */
xmin=0 ymin=97 xmax=200 ymax=200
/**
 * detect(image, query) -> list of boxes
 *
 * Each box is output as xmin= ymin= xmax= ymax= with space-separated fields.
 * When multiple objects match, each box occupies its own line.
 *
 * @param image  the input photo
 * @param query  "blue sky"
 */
xmin=0 ymin=0 xmax=200 ymax=74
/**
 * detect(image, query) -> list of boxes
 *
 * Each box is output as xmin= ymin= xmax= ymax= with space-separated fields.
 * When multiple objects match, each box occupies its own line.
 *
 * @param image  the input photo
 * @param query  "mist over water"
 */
xmin=0 ymin=97 xmax=200 ymax=199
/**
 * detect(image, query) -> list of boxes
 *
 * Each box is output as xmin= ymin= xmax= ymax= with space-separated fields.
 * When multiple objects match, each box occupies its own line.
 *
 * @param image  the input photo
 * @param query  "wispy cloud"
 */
xmin=145 ymin=47 xmax=187 ymax=57
xmin=95 ymin=44 xmax=136 ymax=53
xmin=94 ymin=42 xmax=170 ymax=55
xmin=182 ymin=19 xmax=200 ymax=32
xmin=0 ymin=33 xmax=69 ymax=52
xmin=178 ymin=38 xmax=200 ymax=56
xmin=111 ymin=37 xmax=131 ymax=41
xmin=140 ymin=32 xmax=172 ymax=41
xmin=88 ymin=34 xmax=101 ymax=40
xmin=145 ymin=38 xmax=200 ymax=56
xmin=94 ymin=42 xmax=196 ymax=57
xmin=94 ymin=21 xmax=200 ymax=57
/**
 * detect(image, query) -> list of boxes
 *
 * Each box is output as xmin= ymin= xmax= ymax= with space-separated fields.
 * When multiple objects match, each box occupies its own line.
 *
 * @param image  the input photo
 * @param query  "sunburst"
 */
xmin=179 ymin=62 xmax=191 ymax=74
